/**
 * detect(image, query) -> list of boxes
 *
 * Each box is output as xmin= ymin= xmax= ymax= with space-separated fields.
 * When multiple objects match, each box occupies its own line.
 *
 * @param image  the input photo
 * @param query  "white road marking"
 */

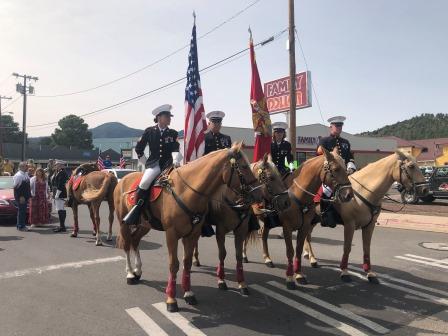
xmin=404 ymin=254 xmax=448 ymax=265
xmin=126 ymin=307 xmax=169 ymax=336
xmin=324 ymin=266 xmax=448 ymax=306
xmin=0 ymin=256 xmax=124 ymax=280
xmin=395 ymin=256 xmax=448 ymax=270
xmin=252 ymin=284 xmax=369 ymax=336
xmin=349 ymin=266 xmax=448 ymax=298
xmin=152 ymin=302 xmax=207 ymax=336
xmin=267 ymin=281 xmax=390 ymax=334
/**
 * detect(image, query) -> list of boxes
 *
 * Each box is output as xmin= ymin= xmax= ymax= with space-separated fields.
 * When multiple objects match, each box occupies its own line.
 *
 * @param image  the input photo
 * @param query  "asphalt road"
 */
xmin=1 ymin=204 xmax=447 ymax=336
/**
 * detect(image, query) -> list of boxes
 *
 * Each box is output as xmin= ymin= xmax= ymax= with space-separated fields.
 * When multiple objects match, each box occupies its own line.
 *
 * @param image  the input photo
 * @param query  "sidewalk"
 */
xmin=377 ymin=213 xmax=448 ymax=234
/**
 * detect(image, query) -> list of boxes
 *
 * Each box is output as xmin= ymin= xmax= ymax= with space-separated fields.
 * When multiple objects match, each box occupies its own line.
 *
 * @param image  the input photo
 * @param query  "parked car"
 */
xmin=0 ymin=176 xmax=52 ymax=222
xmin=104 ymin=168 xmax=136 ymax=182
xmin=400 ymin=166 xmax=448 ymax=204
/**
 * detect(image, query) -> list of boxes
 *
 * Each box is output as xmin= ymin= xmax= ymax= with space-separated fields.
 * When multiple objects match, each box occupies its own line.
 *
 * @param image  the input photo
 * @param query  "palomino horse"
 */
xmin=303 ymin=151 xmax=429 ymax=283
xmin=243 ymin=148 xmax=353 ymax=289
xmin=68 ymin=163 xmax=118 ymax=246
xmin=192 ymin=153 xmax=291 ymax=295
xmin=115 ymin=143 xmax=264 ymax=312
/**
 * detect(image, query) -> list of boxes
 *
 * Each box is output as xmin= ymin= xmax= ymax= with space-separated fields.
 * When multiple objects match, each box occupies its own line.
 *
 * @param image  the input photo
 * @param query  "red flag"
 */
xmin=184 ymin=21 xmax=207 ymax=163
xmin=249 ymin=31 xmax=272 ymax=162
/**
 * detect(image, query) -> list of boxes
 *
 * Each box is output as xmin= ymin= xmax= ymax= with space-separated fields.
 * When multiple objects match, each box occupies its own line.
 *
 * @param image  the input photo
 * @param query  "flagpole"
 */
xmin=288 ymin=0 xmax=297 ymax=159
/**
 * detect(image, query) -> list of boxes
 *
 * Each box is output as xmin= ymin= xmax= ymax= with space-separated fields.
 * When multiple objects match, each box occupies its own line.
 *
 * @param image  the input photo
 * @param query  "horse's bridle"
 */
xmin=256 ymin=164 xmax=288 ymax=211
xmin=397 ymin=160 xmax=429 ymax=194
xmin=321 ymin=161 xmax=352 ymax=202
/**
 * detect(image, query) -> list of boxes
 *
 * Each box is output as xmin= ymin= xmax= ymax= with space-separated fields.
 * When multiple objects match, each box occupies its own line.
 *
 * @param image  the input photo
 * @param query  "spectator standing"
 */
xmin=13 ymin=162 xmax=31 ymax=231
xmin=3 ymin=158 xmax=14 ymax=175
xmin=29 ymin=168 xmax=49 ymax=228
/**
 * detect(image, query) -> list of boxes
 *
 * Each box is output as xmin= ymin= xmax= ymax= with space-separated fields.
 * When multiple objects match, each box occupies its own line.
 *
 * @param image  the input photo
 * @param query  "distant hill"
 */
xmin=358 ymin=113 xmax=448 ymax=140
xmin=89 ymin=122 xmax=144 ymax=139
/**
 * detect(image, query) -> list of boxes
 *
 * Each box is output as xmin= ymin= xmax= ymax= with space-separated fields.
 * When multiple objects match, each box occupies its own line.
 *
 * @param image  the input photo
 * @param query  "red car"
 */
xmin=0 ymin=176 xmax=52 ymax=223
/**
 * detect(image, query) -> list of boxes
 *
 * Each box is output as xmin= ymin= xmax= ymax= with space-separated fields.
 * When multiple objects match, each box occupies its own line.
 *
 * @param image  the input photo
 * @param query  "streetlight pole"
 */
xmin=12 ymin=73 xmax=38 ymax=161
xmin=0 ymin=95 xmax=12 ymax=157
xmin=288 ymin=0 xmax=297 ymax=158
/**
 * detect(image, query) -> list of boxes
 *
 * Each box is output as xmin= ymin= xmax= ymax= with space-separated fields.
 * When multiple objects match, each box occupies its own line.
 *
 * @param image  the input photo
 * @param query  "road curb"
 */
xmin=377 ymin=213 xmax=448 ymax=234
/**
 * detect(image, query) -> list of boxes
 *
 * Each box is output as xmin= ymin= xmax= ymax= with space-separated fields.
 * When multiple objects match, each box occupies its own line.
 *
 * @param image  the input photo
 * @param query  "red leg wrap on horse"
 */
xmin=286 ymin=262 xmax=294 ymax=277
xmin=165 ymin=275 xmax=176 ymax=298
xmin=363 ymin=254 xmax=371 ymax=272
xmin=236 ymin=262 xmax=244 ymax=283
xmin=182 ymin=270 xmax=191 ymax=292
xmin=216 ymin=262 xmax=225 ymax=280
xmin=340 ymin=253 xmax=349 ymax=270
xmin=293 ymin=257 xmax=301 ymax=274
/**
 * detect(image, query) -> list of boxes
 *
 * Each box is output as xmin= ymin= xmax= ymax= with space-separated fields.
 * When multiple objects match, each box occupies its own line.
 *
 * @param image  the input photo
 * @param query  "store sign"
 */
xmin=264 ymin=71 xmax=312 ymax=114
xmin=121 ymin=149 xmax=132 ymax=158
xmin=297 ymin=136 xmax=320 ymax=146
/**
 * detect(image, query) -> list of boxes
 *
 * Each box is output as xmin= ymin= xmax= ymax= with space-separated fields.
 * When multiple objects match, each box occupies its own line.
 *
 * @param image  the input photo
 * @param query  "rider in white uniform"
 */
xmin=124 ymin=104 xmax=182 ymax=225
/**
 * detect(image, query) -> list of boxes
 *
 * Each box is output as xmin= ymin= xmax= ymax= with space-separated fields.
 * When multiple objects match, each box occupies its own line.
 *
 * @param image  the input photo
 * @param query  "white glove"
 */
xmin=347 ymin=161 xmax=356 ymax=174
xmin=138 ymin=155 xmax=147 ymax=166
xmin=55 ymin=190 xmax=61 ymax=199
xmin=172 ymin=152 xmax=183 ymax=167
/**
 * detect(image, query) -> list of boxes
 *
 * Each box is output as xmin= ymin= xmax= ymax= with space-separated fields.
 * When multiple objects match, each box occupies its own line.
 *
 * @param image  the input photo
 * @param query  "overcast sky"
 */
xmin=0 ymin=0 xmax=446 ymax=137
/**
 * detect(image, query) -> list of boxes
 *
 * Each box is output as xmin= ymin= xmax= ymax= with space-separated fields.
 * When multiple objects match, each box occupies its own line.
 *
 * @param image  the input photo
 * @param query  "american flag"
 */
xmin=184 ymin=20 xmax=207 ymax=163
xmin=97 ymin=155 xmax=105 ymax=170
xmin=119 ymin=155 xmax=126 ymax=168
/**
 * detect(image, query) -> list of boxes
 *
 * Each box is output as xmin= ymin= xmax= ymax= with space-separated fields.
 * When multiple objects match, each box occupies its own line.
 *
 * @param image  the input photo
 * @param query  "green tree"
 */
xmin=39 ymin=136 xmax=53 ymax=146
xmin=0 ymin=114 xmax=24 ymax=143
xmin=51 ymin=115 xmax=93 ymax=149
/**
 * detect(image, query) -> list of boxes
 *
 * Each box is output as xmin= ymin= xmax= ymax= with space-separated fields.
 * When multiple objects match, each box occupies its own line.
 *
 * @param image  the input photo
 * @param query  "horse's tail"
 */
xmin=245 ymin=215 xmax=261 ymax=246
xmin=82 ymin=173 xmax=112 ymax=202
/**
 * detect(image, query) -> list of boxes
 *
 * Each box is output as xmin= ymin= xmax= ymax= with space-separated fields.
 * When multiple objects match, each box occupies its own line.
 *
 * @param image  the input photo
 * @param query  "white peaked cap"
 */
xmin=327 ymin=116 xmax=346 ymax=124
xmin=272 ymin=121 xmax=288 ymax=130
xmin=152 ymin=104 xmax=173 ymax=117
xmin=206 ymin=110 xmax=225 ymax=120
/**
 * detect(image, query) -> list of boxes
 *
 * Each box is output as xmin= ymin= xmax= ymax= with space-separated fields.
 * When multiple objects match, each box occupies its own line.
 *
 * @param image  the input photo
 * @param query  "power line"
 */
xmin=28 ymin=28 xmax=287 ymax=130
xmin=35 ymin=0 xmax=264 ymax=98
xmin=294 ymin=27 xmax=326 ymax=124
xmin=0 ymin=94 xmax=21 ymax=112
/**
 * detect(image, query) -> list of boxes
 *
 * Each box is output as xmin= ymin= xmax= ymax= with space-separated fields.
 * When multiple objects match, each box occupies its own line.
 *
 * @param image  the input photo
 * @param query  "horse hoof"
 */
xmin=127 ymin=277 xmax=139 ymax=285
xmin=133 ymin=273 xmax=141 ymax=281
xmin=184 ymin=295 xmax=198 ymax=305
xmin=240 ymin=287 xmax=249 ymax=296
xmin=193 ymin=260 xmax=201 ymax=267
xmin=218 ymin=282 xmax=228 ymax=290
xmin=341 ymin=274 xmax=352 ymax=283
xmin=95 ymin=241 xmax=103 ymax=246
xmin=310 ymin=262 xmax=319 ymax=268
xmin=286 ymin=281 xmax=296 ymax=290
xmin=106 ymin=237 xmax=113 ymax=242
xmin=242 ymin=257 xmax=249 ymax=263
xmin=303 ymin=253 xmax=309 ymax=260
xmin=368 ymin=276 xmax=380 ymax=285
xmin=265 ymin=261 xmax=275 ymax=268
xmin=70 ymin=232 xmax=77 ymax=238
xmin=167 ymin=302 xmax=179 ymax=312
xmin=92 ymin=231 xmax=96 ymax=236
xmin=296 ymin=277 xmax=308 ymax=285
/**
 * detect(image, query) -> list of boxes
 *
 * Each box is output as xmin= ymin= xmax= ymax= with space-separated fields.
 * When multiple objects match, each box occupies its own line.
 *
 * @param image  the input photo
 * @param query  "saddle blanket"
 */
xmin=68 ymin=175 xmax=85 ymax=191
xmin=127 ymin=177 xmax=163 ymax=206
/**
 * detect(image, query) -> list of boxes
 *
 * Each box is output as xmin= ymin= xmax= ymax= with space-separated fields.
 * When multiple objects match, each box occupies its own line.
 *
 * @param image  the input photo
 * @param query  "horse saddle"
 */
xmin=127 ymin=166 xmax=174 ymax=206
xmin=68 ymin=175 xmax=85 ymax=191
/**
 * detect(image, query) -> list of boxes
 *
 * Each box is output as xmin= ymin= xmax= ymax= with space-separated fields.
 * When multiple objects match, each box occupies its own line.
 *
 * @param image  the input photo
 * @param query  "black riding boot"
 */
xmin=248 ymin=214 xmax=260 ymax=232
xmin=201 ymin=224 xmax=215 ymax=237
xmin=124 ymin=188 xmax=149 ymax=225
xmin=320 ymin=200 xmax=337 ymax=228
xmin=54 ymin=210 xmax=67 ymax=232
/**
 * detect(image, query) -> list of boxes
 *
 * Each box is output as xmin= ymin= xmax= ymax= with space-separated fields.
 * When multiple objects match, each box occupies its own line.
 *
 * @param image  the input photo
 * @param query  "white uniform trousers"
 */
xmin=139 ymin=166 xmax=161 ymax=190
xmin=55 ymin=198 xmax=65 ymax=211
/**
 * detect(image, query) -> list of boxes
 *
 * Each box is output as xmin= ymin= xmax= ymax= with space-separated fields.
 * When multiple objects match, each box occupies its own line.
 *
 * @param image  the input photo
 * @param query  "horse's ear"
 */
xmin=231 ymin=141 xmax=243 ymax=153
xmin=322 ymin=147 xmax=334 ymax=161
xmin=395 ymin=150 xmax=407 ymax=161
xmin=331 ymin=147 xmax=339 ymax=156
xmin=262 ymin=153 xmax=269 ymax=164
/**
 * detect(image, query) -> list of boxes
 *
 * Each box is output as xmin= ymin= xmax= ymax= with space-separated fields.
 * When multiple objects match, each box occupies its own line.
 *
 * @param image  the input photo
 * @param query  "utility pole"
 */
xmin=288 ymin=0 xmax=297 ymax=158
xmin=0 ymin=95 xmax=12 ymax=157
xmin=12 ymin=73 xmax=38 ymax=161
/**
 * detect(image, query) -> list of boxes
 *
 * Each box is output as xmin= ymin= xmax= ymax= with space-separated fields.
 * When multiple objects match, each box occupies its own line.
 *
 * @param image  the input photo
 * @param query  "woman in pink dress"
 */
xmin=29 ymin=168 xmax=49 ymax=227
